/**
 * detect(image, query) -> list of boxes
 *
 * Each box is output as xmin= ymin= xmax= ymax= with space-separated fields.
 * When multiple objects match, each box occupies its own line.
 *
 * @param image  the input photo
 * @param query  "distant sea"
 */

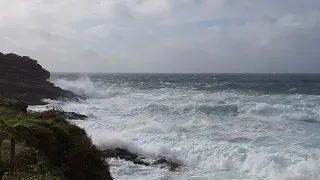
xmin=31 ymin=74 xmax=320 ymax=180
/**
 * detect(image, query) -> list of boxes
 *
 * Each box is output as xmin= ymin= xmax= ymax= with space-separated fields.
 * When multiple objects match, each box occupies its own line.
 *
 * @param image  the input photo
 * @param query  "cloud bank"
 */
xmin=1 ymin=0 xmax=320 ymax=73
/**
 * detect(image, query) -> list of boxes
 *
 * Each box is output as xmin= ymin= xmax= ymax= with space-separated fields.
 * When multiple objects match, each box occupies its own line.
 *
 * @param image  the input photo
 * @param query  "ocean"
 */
xmin=31 ymin=74 xmax=320 ymax=180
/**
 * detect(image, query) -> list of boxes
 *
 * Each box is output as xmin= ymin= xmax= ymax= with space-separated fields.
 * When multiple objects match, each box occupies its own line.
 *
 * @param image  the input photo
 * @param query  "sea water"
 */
xmin=30 ymin=74 xmax=320 ymax=180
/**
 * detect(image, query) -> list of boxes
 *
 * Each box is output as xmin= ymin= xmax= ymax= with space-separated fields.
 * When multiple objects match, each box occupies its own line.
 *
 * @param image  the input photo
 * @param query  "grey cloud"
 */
xmin=0 ymin=0 xmax=320 ymax=73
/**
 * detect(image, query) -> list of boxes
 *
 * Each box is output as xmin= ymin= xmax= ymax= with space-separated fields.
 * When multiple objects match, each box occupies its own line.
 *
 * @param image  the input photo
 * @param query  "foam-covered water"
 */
xmin=31 ymin=74 xmax=320 ymax=180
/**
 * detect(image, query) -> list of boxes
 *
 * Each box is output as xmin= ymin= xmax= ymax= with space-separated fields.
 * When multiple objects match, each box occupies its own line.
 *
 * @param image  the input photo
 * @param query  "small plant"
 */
xmin=0 ymin=99 xmax=27 ymax=112
xmin=34 ymin=105 xmax=66 ymax=123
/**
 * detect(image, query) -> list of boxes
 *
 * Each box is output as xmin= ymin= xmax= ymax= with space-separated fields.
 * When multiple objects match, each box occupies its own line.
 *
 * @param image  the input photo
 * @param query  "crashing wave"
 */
xmin=53 ymin=76 xmax=108 ymax=98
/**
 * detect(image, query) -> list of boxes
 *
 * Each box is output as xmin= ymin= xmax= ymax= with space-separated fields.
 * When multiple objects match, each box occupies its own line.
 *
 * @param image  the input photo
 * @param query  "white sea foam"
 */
xmin=29 ymin=76 xmax=320 ymax=180
xmin=89 ymin=129 xmax=144 ymax=154
xmin=242 ymin=153 xmax=320 ymax=180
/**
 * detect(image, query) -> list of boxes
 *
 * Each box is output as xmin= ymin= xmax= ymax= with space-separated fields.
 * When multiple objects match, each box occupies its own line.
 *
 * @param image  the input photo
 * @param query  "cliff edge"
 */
xmin=0 ymin=52 xmax=75 ymax=105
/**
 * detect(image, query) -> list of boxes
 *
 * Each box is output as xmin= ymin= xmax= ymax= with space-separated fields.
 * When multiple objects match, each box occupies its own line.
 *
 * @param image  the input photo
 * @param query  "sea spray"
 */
xmin=53 ymin=75 xmax=107 ymax=98
xmin=29 ymin=74 xmax=320 ymax=180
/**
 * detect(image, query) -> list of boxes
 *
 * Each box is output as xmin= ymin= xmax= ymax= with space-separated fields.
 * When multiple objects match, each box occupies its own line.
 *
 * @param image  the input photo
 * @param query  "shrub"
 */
xmin=34 ymin=110 xmax=66 ymax=123
xmin=0 ymin=99 xmax=113 ymax=180
xmin=0 ymin=99 xmax=28 ymax=112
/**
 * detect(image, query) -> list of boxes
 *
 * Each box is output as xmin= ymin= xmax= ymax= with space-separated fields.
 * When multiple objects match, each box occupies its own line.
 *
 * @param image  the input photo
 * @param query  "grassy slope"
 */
xmin=0 ymin=99 xmax=112 ymax=180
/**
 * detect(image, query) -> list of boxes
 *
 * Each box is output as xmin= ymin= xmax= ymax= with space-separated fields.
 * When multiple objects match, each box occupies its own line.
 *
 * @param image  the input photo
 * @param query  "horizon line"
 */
xmin=50 ymin=72 xmax=320 ymax=75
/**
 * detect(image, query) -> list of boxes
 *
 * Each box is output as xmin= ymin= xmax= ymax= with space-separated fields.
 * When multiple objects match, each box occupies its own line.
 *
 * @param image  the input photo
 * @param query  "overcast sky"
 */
xmin=1 ymin=0 xmax=320 ymax=73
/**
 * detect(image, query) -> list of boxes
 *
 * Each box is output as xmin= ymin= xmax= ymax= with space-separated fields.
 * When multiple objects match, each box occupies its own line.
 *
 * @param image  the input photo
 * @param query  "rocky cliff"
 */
xmin=0 ymin=52 xmax=75 ymax=105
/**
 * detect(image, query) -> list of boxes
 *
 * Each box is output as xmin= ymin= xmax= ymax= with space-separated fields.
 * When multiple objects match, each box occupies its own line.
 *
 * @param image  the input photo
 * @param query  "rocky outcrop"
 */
xmin=0 ymin=52 xmax=76 ymax=105
xmin=102 ymin=148 xmax=181 ymax=171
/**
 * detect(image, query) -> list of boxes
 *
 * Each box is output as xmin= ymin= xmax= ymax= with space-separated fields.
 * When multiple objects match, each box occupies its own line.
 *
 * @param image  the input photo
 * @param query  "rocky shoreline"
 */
xmin=0 ymin=52 xmax=181 ymax=179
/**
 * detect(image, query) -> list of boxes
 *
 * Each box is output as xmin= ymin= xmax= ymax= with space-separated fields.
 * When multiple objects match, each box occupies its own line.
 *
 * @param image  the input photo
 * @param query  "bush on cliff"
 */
xmin=0 ymin=99 xmax=112 ymax=180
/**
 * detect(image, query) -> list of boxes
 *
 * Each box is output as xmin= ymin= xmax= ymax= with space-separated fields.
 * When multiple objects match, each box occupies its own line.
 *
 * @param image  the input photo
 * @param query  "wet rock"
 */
xmin=102 ymin=148 xmax=181 ymax=171
xmin=63 ymin=112 xmax=88 ymax=120
xmin=132 ymin=159 xmax=150 ymax=166
xmin=153 ymin=157 xmax=180 ymax=171
xmin=103 ymin=148 xmax=138 ymax=160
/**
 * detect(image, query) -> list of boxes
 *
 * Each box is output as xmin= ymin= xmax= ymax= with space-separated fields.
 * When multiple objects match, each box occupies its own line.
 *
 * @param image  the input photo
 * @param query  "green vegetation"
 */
xmin=0 ymin=99 xmax=112 ymax=180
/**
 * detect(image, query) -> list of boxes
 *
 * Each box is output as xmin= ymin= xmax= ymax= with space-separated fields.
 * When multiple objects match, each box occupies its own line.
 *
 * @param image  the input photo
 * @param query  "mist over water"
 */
xmin=31 ymin=74 xmax=320 ymax=180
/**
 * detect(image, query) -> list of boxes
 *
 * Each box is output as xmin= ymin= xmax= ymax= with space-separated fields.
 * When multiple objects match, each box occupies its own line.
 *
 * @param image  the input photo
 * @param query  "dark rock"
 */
xmin=63 ymin=112 xmax=88 ymax=120
xmin=102 ymin=148 xmax=181 ymax=171
xmin=153 ymin=158 xmax=167 ymax=164
xmin=153 ymin=157 xmax=180 ymax=171
xmin=0 ymin=52 xmax=77 ymax=105
xmin=132 ymin=159 xmax=150 ymax=166
xmin=103 ymin=148 xmax=138 ymax=160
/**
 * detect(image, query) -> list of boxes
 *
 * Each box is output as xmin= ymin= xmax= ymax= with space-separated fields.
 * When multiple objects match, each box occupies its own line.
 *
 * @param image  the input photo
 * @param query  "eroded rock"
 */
xmin=102 ymin=148 xmax=181 ymax=171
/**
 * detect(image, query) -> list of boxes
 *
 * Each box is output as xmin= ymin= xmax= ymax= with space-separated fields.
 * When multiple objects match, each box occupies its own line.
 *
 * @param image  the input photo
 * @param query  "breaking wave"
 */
xmin=41 ymin=74 xmax=320 ymax=180
xmin=240 ymin=102 xmax=320 ymax=123
xmin=86 ymin=127 xmax=320 ymax=180
xmin=182 ymin=104 xmax=239 ymax=116
xmin=53 ymin=76 xmax=105 ymax=98
xmin=131 ymin=103 xmax=239 ymax=116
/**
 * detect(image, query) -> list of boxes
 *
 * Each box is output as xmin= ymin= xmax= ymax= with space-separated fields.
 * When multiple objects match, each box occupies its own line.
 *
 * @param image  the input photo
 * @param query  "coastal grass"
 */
xmin=0 ymin=99 xmax=112 ymax=180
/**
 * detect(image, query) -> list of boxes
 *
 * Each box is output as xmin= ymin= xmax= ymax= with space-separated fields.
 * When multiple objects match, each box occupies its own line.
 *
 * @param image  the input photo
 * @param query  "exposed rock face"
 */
xmin=102 ymin=148 xmax=181 ymax=171
xmin=0 ymin=52 xmax=76 ymax=105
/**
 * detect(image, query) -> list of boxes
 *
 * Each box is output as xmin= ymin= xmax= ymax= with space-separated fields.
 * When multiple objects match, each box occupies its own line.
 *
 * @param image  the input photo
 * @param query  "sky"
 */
xmin=1 ymin=0 xmax=320 ymax=73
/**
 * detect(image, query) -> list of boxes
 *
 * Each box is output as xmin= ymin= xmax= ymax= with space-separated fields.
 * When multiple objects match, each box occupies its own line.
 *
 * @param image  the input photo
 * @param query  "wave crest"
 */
xmin=132 ymin=103 xmax=239 ymax=116
xmin=183 ymin=104 xmax=239 ymax=116
xmin=53 ymin=76 xmax=107 ymax=98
